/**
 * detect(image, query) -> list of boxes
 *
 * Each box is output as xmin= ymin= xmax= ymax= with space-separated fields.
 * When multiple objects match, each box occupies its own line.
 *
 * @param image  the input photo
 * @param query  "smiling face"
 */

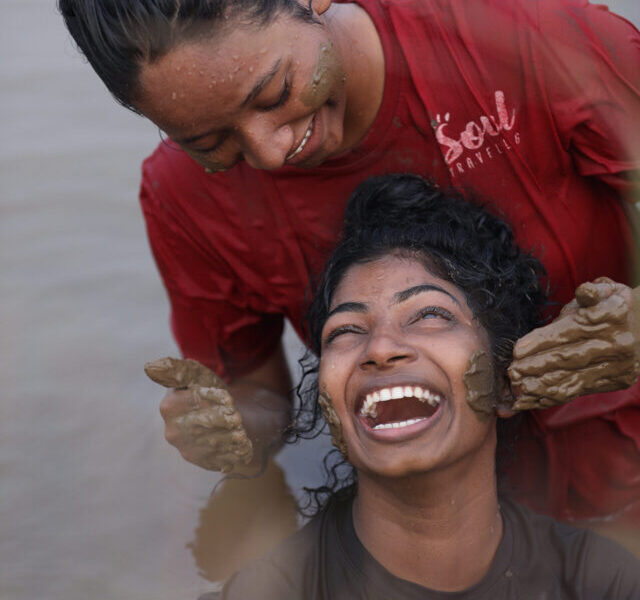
xmin=135 ymin=11 xmax=350 ymax=172
xmin=318 ymin=254 xmax=498 ymax=479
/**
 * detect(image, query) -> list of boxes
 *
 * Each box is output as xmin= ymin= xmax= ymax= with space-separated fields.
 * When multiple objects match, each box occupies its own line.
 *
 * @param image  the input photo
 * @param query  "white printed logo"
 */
xmin=433 ymin=91 xmax=521 ymax=176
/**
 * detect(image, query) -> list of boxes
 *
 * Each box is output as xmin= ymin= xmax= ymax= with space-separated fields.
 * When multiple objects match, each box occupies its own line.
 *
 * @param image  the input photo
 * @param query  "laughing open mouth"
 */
xmin=358 ymin=386 xmax=442 ymax=431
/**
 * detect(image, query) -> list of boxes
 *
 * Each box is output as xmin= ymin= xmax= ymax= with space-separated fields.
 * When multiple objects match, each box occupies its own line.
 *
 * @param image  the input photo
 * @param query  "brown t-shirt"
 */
xmin=215 ymin=496 xmax=640 ymax=599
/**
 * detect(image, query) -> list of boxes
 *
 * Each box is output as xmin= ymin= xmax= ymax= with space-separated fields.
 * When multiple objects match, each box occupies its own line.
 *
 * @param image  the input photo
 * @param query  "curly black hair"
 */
xmin=291 ymin=173 xmax=548 ymax=514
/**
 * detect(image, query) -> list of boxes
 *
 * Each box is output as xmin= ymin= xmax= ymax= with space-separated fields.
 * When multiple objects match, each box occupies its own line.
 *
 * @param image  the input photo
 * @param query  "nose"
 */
xmin=239 ymin=114 xmax=294 ymax=170
xmin=360 ymin=322 xmax=417 ymax=371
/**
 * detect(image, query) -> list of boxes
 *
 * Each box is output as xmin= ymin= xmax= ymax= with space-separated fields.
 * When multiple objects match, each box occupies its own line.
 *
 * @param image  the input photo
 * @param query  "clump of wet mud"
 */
xmin=509 ymin=279 xmax=640 ymax=409
xmin=145 ymin=357 xmax=253 ymax=472
xmin=300 ymin=42 xmax=342 ymax=107
xmin=319 ymin=388 xmax=348 ymax=459
xmin=463 ymin=350 xmax=497 ymax=415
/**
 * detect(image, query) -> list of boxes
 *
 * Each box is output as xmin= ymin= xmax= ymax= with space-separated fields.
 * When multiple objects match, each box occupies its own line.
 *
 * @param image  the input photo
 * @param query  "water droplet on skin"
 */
xmin=232 ymin=54 xmax=239 ymax=60
xmin=171 ymin=91 xmax=177 ymax=100
xmin=248 ymin=66 xmax=254 ymax=73
xmin=199 ymin=70 xmax=204 ymax=75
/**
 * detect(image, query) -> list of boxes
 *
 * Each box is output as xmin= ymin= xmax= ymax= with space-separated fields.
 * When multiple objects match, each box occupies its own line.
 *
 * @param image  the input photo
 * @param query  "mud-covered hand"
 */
xmin=509 ymin=278 xmax=640 ymax=410
xmin=145 ymin=357 xmax=253 ymax=473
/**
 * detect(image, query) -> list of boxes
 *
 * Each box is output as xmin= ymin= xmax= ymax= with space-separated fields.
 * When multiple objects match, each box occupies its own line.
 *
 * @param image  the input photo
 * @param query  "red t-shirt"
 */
xmin=140 ymin=0 xmax=640 ymax=520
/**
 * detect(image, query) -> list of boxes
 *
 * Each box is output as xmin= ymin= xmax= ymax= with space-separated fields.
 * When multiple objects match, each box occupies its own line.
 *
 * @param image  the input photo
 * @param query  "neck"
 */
xmin=352 ymin=448 xmax=503 ymax=591
xmin=325 ymin=2 xmax=385 ymax=153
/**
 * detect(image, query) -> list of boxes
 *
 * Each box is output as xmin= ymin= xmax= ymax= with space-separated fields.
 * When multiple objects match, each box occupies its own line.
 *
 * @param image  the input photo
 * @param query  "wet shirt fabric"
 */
xmin=218 ymin=496 xmax=640 ymax=600
xmin=139 ymin=0 xmax=640 ymax=520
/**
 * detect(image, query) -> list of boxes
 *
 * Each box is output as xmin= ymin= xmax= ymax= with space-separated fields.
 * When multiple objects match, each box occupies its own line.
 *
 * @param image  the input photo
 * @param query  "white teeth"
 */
xmin=391 ymin=386 xmax=404 ymax=399
xmin=361 ymin=393 xmax=378 ymax=418
xmin=286 ymin=117 xmax=314 ymax=160
xmin=373 ymin=417 xmax=427 ymax=430
xmin=358 ymin=385 xmax=443 ymax=418
xmin=426 ymin=392 xmax=442 ymax=407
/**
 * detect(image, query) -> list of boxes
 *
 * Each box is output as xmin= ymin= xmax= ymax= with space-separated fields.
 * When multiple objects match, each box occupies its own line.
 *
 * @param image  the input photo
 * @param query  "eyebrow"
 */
xmin=327 ymin=284 xmax=461 ymax=318
xmin=174 ymin=58 xmax=282 ymax=146
xmin=241 ymin=58 xmax=282 ymax=107
xmin=327 ymin=301 xmax=368 ymax=318
xmin=393 ymin=284 xmax=461 ymax=306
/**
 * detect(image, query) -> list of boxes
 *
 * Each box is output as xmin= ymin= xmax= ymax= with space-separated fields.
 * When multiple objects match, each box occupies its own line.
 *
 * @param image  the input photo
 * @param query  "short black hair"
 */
xmin=294 ymin=173 xmax=548 ymax=513
xmin=58 ymin=0 xmax=316 ymax=112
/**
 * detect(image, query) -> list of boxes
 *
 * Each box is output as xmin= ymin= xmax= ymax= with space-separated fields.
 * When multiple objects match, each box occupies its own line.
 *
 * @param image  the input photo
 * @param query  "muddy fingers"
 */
xmin=145 ymin=356 xmax=253 ymax=472
xmin=509 ymin=280 xmax=640 ymax=410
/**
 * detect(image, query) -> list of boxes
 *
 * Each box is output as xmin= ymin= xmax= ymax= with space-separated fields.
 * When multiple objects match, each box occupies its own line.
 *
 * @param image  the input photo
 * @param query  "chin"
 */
xmin=354 ymin=449 xmax=444 ymax=480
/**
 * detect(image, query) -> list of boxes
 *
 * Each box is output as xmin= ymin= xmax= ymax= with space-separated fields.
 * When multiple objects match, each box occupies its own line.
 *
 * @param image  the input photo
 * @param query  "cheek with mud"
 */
xmin=463 ymin=350 xmax=498 ymax=415
xmin=300 ymin=42 xmax=343 ymax=108
xmin=318 ymin=388 xmax=348 ymax=459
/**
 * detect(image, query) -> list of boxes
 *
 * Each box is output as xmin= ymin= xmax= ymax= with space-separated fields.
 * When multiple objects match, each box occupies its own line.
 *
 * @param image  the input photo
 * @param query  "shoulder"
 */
xmin=221 ymin=515 xmax=322 ymax=600
xmin=503 ymin=499 xmax=640 ymax=598
xmin=532 ymin=0 xmax=640 ymax=69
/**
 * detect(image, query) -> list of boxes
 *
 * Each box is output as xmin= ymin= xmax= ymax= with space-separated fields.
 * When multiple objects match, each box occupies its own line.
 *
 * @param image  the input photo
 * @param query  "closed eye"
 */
xmin=262 ymin=78 xmax=291 ymax=112
xmin=191 ymin=131 xmax=230 ymax=156
xmin=323 ymin=324 xmax=365 ymax=346
xmin=411 ymin=306 xmax=454 ymax=324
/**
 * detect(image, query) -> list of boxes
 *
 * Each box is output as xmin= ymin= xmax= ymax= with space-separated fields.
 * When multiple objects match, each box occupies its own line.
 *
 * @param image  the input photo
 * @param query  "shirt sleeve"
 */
xmin=139 ymin=145 xmax=284 ymax=381
xmin=579 ymin=531 xmax=640 ymax=599
xmin=536 ymin=0 xmax=640 ymax=198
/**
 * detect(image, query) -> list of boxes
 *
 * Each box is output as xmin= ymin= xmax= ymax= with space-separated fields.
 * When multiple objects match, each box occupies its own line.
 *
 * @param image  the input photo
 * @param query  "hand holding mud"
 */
xmin=144 ymin=357 xmax=253 ymax=473
xmin=508 ymin=278 xmax=640 ymax=410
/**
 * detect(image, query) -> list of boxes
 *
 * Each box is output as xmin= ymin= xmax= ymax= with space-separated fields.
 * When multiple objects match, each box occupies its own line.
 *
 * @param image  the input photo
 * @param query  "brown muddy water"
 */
xmin=2 ymin=1 xmax=639 ymax=599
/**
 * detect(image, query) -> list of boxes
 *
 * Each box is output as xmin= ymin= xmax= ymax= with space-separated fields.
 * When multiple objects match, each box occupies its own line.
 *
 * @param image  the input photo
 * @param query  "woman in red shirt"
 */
xmin=59 ymin=0 xmax=640 ymax=522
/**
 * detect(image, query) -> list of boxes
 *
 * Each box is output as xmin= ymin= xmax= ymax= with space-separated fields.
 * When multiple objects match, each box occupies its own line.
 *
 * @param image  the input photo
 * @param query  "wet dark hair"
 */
xmin=58 ymin=0 xmax=316 ymax=113
xmin=293 ymin=174 xmax=548 ymax=513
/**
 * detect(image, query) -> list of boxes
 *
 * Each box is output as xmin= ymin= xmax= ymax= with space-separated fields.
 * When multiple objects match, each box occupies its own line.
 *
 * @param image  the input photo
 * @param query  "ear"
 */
xmin=495 ymin=376 xmax=517 ymax=419
xmin=310 ymin=0 xmax=332 ymax=16
xmin=496 ymin=405 xmax=517 ymax=419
